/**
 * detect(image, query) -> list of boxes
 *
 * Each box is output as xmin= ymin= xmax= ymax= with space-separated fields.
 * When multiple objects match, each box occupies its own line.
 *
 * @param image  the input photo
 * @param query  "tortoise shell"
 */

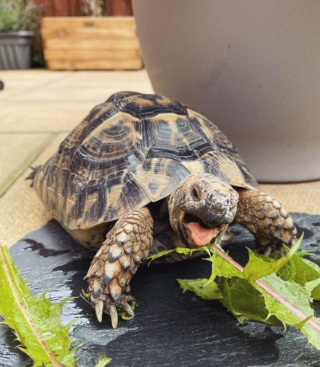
xmin=34 ymin=91 xmax=259 ymax=231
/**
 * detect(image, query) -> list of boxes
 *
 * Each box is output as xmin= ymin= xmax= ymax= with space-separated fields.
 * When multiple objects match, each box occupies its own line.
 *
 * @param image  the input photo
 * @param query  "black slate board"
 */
xmin=1 ymin=213 xmax=320 ymax=367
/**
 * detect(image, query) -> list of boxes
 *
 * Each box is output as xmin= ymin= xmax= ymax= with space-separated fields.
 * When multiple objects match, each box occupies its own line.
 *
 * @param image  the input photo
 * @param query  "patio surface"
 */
xmin=0 ymin=69 xmax=320 ymax=247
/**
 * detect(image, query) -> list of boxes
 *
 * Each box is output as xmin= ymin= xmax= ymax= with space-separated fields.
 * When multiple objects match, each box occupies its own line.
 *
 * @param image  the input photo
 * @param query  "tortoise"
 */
xmin=32 ymin=91 xmax=297 ymax=328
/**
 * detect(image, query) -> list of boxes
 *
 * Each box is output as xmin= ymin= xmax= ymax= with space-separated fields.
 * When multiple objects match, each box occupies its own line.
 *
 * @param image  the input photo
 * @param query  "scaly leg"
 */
xmin=235 ymin=189 xmax=297 ymax=255
xmin=84 ymin=207 xmax=153 ymax=328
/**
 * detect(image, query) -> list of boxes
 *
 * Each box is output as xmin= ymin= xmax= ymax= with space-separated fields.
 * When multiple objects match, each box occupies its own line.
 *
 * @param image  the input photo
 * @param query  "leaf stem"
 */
xmin=210 ymin=244 xmax=320 ymax=333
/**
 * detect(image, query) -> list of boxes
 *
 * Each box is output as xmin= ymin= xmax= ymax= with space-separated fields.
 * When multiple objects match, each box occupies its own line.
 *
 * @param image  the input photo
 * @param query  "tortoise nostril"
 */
xmin=210 ymin=201 xmax=225 ymax=214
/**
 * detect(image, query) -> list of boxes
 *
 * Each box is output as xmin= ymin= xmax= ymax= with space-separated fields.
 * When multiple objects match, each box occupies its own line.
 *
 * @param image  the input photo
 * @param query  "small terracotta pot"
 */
xmin=133 ymin=0 xmax=320 ymax=182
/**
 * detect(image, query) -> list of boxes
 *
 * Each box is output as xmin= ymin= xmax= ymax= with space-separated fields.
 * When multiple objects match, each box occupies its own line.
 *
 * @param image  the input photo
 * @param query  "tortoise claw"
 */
xmin=263 ymin=246 xmax=272 ymax=257
xmin=260 ymin=242 xmax=287 ymax=258
xmin=120 ymin=300 xmax=135 ymax=317
xmin=90 ymin=292 xmax=137 ymax=327
xmin=109 ymin=305 xmax=118 ymax=329
xmin=95 ymin=300 xmax=104 ymax=323
xmin=124 ymin=293 xmax=137 ymax=304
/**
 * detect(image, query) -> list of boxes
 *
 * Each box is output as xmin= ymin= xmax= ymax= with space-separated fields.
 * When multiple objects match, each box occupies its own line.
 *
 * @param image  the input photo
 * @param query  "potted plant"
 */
xmin=0 ymin=0 xmax=41 ymax=69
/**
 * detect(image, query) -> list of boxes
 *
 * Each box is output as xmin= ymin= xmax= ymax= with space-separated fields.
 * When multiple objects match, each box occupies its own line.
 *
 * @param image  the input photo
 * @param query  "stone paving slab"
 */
xmin=0 ymin=70 xmax=153 ymax=133
xmin=47 ymin=70 xmax=153 ymax=88
xmin=261 ymin=182 xmax=320 ymax=215
xmin=9 ymin=85 xmax=153 ymax=102
xmin=0 ymin=133 xmax=54 ymax=196
xmin=0 ymin=70 xmax=73 ymax=100
xmin=4 ymin=70 xmax=152 ymax=103
xmin=0 ymin=101 xmax=98 ymax=133
xmin=0 ymin=134 xmax=66 ymax=246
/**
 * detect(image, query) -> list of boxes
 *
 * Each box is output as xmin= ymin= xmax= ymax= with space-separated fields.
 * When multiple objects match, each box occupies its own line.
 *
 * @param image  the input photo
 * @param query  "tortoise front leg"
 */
xmin=84 ymin=207 xmax=153 ymax=328
xmin=234 ymin=189 xmax=297 ymax=254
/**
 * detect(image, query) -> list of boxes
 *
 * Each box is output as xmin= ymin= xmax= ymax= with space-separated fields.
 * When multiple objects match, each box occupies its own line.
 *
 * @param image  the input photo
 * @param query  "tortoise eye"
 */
xmin=191 ymin=187 xmax=200 ymax=200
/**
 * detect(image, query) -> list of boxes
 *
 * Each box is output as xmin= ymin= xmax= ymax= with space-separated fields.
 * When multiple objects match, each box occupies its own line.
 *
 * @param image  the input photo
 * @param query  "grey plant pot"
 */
xmin=132 ymin=0 xmax=320 ymax=182
xmin=0 ymin=31 xmax=33 ymax=69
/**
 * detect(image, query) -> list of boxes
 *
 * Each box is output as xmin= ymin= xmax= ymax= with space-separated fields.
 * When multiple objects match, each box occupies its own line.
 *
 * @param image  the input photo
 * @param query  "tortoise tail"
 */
xmin=25 ymin=165 xmax=42 ymax=187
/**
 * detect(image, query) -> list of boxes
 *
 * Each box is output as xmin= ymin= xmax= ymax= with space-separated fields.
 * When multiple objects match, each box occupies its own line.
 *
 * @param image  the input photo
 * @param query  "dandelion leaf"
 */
xmin=0 ymin=246 xmax=111 ymax=366
xmin=177 ymin=278 xmax=222 ymax=301
xmin=243 ymin=236 xmax=302 ymax=281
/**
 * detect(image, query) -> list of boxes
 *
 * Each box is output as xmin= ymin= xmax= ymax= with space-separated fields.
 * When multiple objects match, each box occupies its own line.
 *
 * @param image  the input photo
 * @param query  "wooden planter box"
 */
xmin=41 ymin=16 xmax=142 ymax=70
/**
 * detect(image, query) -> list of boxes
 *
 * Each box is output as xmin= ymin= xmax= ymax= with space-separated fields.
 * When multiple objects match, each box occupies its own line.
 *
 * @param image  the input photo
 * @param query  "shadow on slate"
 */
xmin=1 ymin=213 xmax=320 ymax=367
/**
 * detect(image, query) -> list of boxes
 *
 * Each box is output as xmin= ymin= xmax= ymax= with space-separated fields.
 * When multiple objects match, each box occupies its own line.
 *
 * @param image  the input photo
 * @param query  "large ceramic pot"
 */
xmin=132 ymin=0 xmax=320 ymax=182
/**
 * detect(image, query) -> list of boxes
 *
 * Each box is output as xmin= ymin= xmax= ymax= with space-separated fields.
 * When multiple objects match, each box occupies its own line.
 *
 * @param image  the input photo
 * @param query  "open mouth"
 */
xmin=180 ymin=212 xmax=227 ymax=247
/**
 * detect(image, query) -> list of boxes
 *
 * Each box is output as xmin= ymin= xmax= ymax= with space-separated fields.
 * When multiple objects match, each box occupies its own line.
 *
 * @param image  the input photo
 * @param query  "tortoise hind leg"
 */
xmin=25 ymin=165 xmax=42 ymax=187
xmin=85 ymin=207 xmax=153 ymax=328
xmin=234 ymin=189 xmax=297 ymax=254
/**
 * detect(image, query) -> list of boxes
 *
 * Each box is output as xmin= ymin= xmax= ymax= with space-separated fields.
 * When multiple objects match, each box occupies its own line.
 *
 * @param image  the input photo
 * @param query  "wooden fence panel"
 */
xmin=105 ymin=0 xmax=133 ymax=16
xmin=69 ymin=0 xmax=82 ymax=15
xmin=33 ymin=0 xmax=133 ymax=16
xmin=33 ymin=0 xmax=70 ymax=16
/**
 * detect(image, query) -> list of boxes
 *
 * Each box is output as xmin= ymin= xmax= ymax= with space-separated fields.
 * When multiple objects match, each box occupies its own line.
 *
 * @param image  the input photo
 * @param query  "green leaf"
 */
xmin=305 ymin=278 xmax=320 ymax=298
xmin=0 ymin=245 xmax=111 ymax=366
xmin=118 ymin=302 xmax=136 ymax=320
xmin=147 ymin=249 xmax=176 ymax=264
xmin=93 ymin=356 xmax=112 ymax=367
xmin=149 ymin=236 xmax=320 ymax=350
xmin=256 ymin=240 xmax=320 ymax=300
xmin=148 ymin=246 xmax=208 ymax=264
xmin=175 ymin=246 xmax=210 ymax=255
xmin=294 ymin=315 xmax=313 ymax=330
xmin=175 ymin=238 xmax=320 ymax=350
xmin=218 ymin=277 xmax=279 ymax=325
xmin=268 ymin=248 xmax=311 ymax=260
xmin=296 ymin=249 xmax=313 ymax=258
xmin=177 ymin=278 xmax=222 ymax=300
xmin=301 ymin=257 xmax=320 ymax=271
xmin=205 ymin=246 xmax=244 ymax=281
xmin=81 ymin=288 xmax=89 ymax=300
xmin=256 ymin=273 xmax=320 ymax=349
xmin=0 ymin=246 xmax=76 ymax=366
xmin=277 ymin=255 xmax=320 ymax=300
xmin=243 ymin=235 xmax=302 ymax=281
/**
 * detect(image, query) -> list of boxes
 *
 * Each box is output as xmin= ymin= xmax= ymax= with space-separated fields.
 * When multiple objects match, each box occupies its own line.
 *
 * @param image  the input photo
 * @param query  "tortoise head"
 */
xmin=168 ymin=173 xmax=239 ymax=248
